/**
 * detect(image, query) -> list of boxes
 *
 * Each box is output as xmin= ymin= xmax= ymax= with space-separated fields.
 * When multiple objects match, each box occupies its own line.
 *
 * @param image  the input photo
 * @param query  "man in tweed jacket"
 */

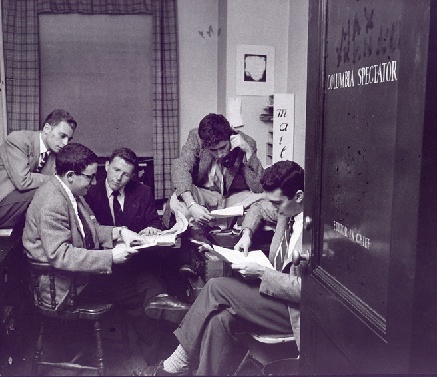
xmin=164 ymin=113 xmax=264 ymax=228
xmin=138 ymin=161 xmax=304 ymax=376
xmin=23 ymin=143 xmax=141 ymax=310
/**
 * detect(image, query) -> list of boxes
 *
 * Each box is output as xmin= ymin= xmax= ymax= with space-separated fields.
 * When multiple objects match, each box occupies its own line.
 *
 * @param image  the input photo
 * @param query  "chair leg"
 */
xmin=31 ymin=320 xmax=44 ymax=376
xmin=94 ymin=319 xmax=105 ymax=376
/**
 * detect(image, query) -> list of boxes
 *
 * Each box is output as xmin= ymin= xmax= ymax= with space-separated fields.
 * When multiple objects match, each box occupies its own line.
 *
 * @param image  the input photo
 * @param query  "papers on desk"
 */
xmin=209 ymin=245 xmax=274 ymax=270
xmin=133 ymin=210 xmax=188 ymax=250
xmin=210 ymin=205 xmax=244 ymax=218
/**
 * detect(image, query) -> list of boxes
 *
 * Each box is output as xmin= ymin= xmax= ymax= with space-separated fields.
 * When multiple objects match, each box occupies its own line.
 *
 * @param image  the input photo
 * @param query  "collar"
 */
xmin=55 ymin=175 xmax=77 ymax=207
xmin=105 ymin=179 xmax=125 ymax=199
xmin=293 ymin=212 xmax=304 ymax=227
xmin=39 ymin=132 xmax=49 ymax=155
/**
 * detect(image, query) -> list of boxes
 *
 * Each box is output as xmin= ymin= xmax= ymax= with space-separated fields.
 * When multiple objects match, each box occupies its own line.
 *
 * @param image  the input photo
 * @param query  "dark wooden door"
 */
xmin=300 ymin=0 xmax=437 ymax=373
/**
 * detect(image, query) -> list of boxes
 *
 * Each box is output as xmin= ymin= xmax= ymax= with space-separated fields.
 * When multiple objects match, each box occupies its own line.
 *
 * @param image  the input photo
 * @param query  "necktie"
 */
xmin=77 ymin=203 xmax=95 ymax=250
xmin=35 ymin=151 xmax=49 ymax=173
xmin=112 ymin=190 xmax=123 ymax=226
xmin=274 ymin=219 xmax=293 ymax=271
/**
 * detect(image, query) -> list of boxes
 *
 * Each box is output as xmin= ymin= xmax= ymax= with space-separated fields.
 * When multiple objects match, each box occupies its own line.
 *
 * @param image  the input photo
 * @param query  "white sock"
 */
xmin=162 ymin=344 xmax=191 ymax=373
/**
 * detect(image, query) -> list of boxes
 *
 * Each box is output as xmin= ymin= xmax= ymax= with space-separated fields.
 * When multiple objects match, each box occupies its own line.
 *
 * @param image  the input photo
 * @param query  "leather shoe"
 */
xmin=144 ymin=294 xmax=190 ymax=324
xmin=132 ymin=361 xmax=191 ymax=376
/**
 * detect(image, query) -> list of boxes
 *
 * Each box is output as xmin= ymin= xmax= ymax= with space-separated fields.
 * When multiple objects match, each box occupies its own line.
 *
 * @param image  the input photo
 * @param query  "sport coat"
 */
xmin=85 ymin=178 xmax=162 ymax=233
xmin=244 ymin=200 xmax=302 ymax=350
xmin=0 ymin=130 xmax=55 ymax=203
xmin=171 ymin=128 xmax=264 ymax=197
xmin=23 ymin=176 xmax=114 ymax=309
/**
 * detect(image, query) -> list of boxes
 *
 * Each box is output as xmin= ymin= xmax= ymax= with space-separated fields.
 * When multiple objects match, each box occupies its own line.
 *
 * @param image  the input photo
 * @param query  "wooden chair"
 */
xmin=27 ymin=258 xmax=124 ymax=376
xmin=234 ymin=332 xmax=299 ymax=376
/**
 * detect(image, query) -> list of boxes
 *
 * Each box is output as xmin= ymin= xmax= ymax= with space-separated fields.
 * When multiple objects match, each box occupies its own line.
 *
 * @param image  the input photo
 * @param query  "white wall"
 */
xmin=177 ymin=0 xmax=219 ymax=146
xmin=224 ymin=0 xmax=290 ymax=166
xmin=177 ymin=0 xmax=308 ymax=168
xmin=287 ymin=0 xmax=309 ymax=168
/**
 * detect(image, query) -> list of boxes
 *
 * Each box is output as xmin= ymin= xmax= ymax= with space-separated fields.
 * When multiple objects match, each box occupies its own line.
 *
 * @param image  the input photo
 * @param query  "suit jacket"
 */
xmin=171 ymin=128 xmax=264 ymax=197
xmin=244 ymin=201 xmax=302 ymax=350
xmin=85 ymin=179 xmax=162 ymax=233
xmin=0 ymin=130 xmax=55 ymax=203
xmin=23 ymin=176 xmax=114 ymax=310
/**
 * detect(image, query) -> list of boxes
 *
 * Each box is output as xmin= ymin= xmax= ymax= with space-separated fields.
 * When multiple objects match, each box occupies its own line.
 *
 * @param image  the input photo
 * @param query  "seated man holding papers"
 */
xmin=135 ymin=160 xmax=304 ymax=376
xmin=84 ymin=147 xmax=190 ymax=364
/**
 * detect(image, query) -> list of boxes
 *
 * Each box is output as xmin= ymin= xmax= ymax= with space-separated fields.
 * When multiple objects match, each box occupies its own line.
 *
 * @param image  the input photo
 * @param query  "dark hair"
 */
xmin=42 ymin=109 xmax=77 ymax=131
xmin=198 ymin=113 xmax=233 ymax=148
xmin=109 ymin=147 xmax=138 ymax=170
xmin=261 ymin=160 xmax=304 ymax=199
xmin=56 ymin=143 xmax=97 ymax=177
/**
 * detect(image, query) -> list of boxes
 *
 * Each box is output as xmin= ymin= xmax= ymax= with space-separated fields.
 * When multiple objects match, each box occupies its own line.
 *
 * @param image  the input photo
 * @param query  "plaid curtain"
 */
xmin=1 ymin=0 xmax=179 ymax=200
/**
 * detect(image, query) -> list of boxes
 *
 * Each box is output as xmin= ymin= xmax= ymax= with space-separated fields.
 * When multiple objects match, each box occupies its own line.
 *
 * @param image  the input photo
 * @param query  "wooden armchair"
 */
xmin=27 ymin=258 xmax=121 ymax=376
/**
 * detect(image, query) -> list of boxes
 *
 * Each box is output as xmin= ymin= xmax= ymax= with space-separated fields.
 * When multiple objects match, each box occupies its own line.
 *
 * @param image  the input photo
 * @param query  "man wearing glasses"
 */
xmin=23 ymin=143 xmax=143 ymax=309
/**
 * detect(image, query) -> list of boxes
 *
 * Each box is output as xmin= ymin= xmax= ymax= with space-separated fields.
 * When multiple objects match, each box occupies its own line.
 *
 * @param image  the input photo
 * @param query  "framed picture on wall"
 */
xmin=236 ymin=44 xmax=275 ymax=96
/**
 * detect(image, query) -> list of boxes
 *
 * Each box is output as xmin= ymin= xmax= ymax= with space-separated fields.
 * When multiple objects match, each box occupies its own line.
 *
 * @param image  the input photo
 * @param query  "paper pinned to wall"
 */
xmin=227 ymin=97 xmax=244 ymax=129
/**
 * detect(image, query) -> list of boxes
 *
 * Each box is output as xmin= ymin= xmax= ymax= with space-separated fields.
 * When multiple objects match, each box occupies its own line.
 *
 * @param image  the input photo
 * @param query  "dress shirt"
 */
xmin=55 ymin=175 xmax=85 ymax=238
xmin=273 ymin=212 xmax=304 ymax=270
xmin=105 ymin=180 xmax=125 ymax=223
xmin=203 ymin=161 xmax=225 ymax=194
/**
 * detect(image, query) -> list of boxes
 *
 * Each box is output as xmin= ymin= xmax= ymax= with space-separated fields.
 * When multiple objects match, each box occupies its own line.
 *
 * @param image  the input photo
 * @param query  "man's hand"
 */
xmin=139 ymin=227 xmax=161 ymax=236
xmin=189 ymin=202 xmax=213 ymax=225
xmin=231 ymin=261 xmax=266 ymax=280
xmin=120 ymin=227 xmax=144 ymax=247
xmin=230 ymin=134 xmax=253 ymax=160
xmin=234 ymin=230 xmax=252 ymax=256
xmin=111 ymin=246 xmax=137 ymax=264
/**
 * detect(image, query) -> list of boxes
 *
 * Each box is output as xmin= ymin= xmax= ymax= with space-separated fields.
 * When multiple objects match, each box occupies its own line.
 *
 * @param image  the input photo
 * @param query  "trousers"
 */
xmin=0 ymin=188 xmax=37 ymax=228
xmin=173 ymin=276 xmax=292 ymax=375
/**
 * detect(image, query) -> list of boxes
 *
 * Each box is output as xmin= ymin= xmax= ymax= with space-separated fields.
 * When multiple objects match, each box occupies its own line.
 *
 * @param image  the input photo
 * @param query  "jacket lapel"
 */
xmin=120 ymin=181 xmax=137 ymax=228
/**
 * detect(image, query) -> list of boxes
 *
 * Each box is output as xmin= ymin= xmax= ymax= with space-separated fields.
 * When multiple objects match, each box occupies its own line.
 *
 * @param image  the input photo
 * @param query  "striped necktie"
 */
xmin=274 ymin=218 xmax=293 ymax=271
xmin=77 ymin=202 xmax=95 ymax=250
xmin=35 ymin=151 xmax=49 ymax=173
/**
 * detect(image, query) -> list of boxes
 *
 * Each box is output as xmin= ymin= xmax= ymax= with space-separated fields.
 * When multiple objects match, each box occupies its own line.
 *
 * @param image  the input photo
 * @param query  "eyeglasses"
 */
xmin=78 ymin=172 xmax=96 ymax=181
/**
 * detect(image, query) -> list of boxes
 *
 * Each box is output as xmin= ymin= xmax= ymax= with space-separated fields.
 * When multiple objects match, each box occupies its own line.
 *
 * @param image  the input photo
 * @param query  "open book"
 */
xmin=131 ymin=210 xmax=188 ymax=250
xmin=208 ymin=245 xmax=274 ymax=270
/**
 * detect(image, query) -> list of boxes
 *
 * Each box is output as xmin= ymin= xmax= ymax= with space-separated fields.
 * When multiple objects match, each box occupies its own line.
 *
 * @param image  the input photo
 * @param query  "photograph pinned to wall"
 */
xmin=236 ymin=44 xmax=275 ymax=96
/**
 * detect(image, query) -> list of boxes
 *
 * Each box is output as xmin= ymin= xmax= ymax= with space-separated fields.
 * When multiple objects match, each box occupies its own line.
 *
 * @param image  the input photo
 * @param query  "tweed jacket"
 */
xmin=23 ymin=176 xmax=114 ymax=310
xmin=171 ymin=128 xmax=264 ymax=197
xmin=0 ymin=130 xmax=55 ymax=203
xmin=244 ymin=201 xmax=302 ymax=350
xmin=85 ymin=178 xmax=162 ymax=233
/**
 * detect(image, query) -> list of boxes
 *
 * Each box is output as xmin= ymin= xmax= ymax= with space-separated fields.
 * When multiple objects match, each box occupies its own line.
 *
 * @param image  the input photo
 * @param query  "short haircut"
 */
xmin=261 ymin=160 xmax=304 ymax=199
xmin=109 ymin=147 xmax=138 ymax=170
xmin=42 ymin=109 xmax=77 ymax=131
xmin=198 ymin=113 xmax=233 ymax=149
xmin=56 ymin=143 xmax=97 ymax=177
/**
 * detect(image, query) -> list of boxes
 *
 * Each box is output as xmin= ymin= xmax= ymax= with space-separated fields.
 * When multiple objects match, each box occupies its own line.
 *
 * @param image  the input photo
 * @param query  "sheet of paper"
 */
xmin=210 ymin=245 xmax=274 ymax=270
xmin=161 ymin=210 xmax=188 ymax=235
xmin=210 ymin=205 xmax=244 ymax=218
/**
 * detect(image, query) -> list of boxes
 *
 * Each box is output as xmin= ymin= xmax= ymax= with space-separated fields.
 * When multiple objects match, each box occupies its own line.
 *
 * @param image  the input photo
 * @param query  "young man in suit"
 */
xmin=138 ymin=160 xmax=304 ymax=376
xmin=85 ymin=147 xmax=190 ymax=364
xmin=163 ymin=113 xmax=265 ymax=228
xmin=0 ymin=109 xmax=77 ymax=229
xmin=23 ymin=143 xmax=142 ymax=309
xmin=85 ymin=147 xmax=162 ymax=234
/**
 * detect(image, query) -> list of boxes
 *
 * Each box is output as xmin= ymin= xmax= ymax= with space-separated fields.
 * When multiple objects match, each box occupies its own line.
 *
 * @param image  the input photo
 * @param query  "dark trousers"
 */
xmin=0 ymin=189 xmax=37 ymax=228
xmin=174 ymin=276 xmax=292 ymax=375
